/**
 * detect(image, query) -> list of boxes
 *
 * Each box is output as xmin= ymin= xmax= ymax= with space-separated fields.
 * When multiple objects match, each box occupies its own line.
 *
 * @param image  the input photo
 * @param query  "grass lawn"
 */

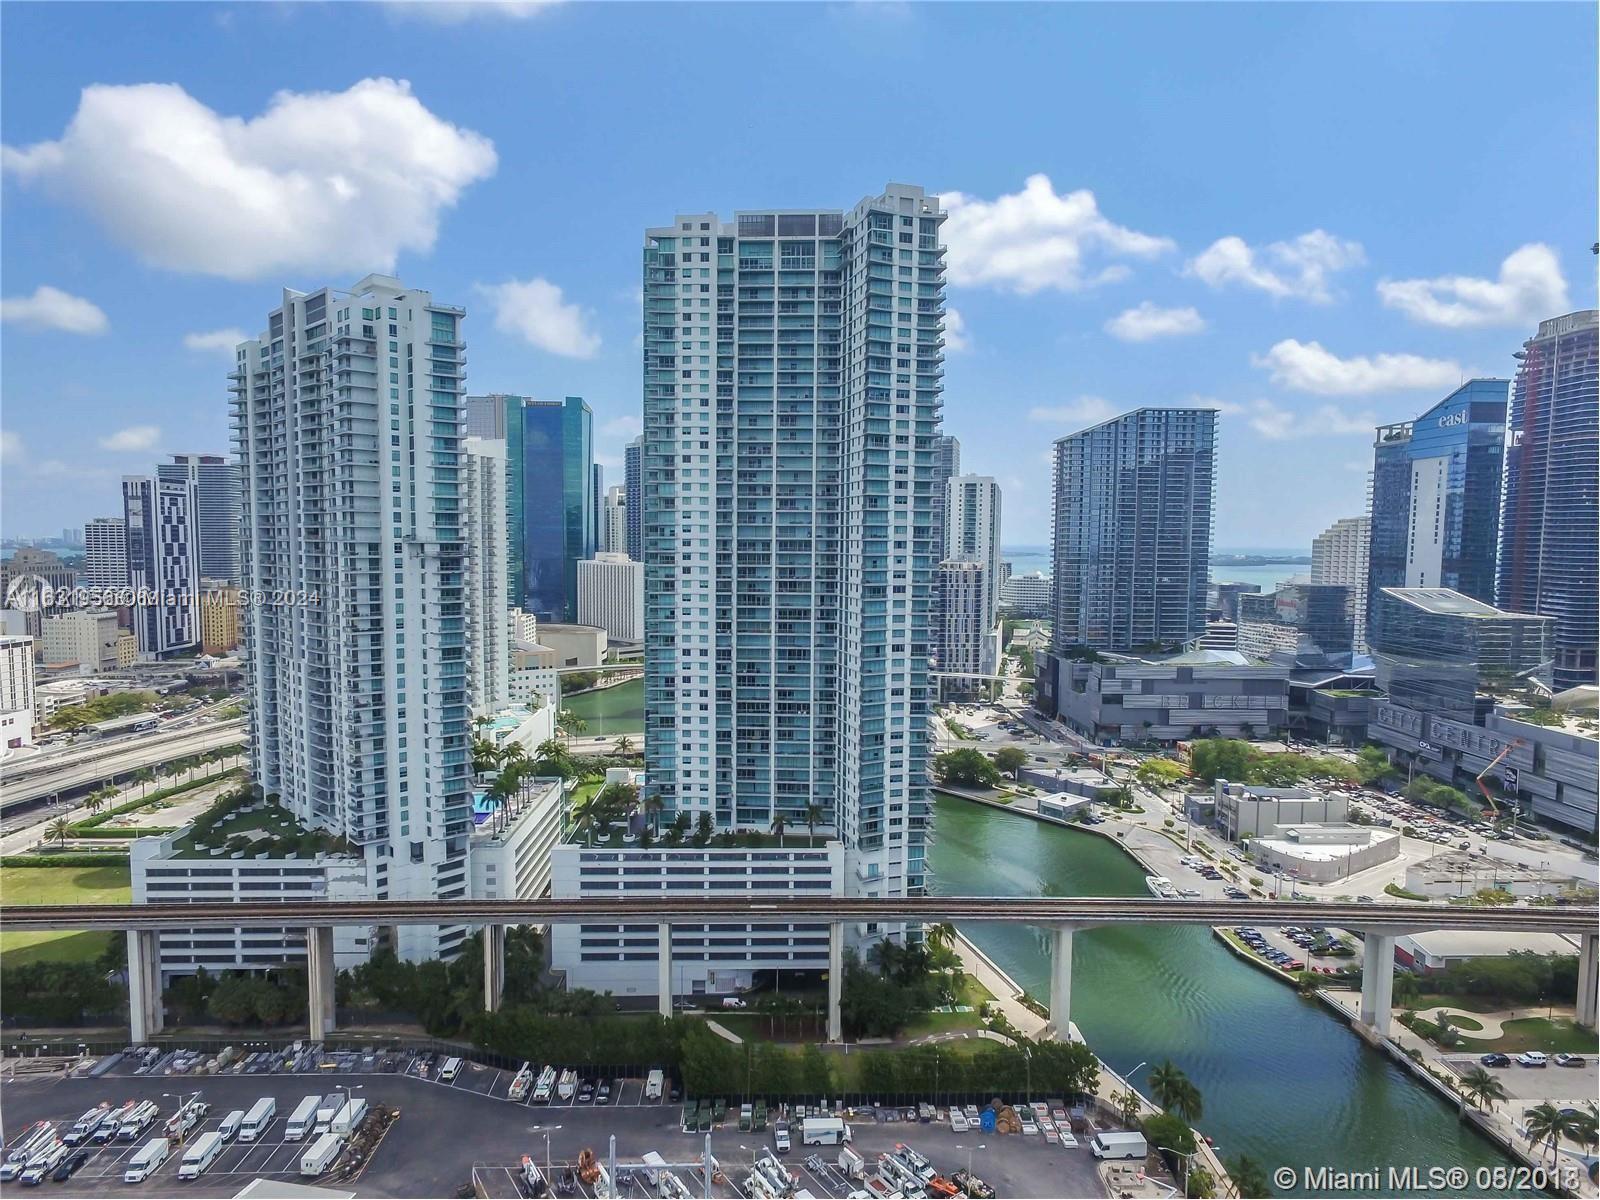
xmin=1438 ymin=1013 xmax=1485 ymax=1031
xmin=1411 ymin=993 xmax=1509 ymax=1014
xmin=0 ymin=863 xmax=131 ymax=967
xmin=901 ymin=974 xmax=997 ymax=1038
xmin=1473 ymin=1017 xmax=1600 ymax=1055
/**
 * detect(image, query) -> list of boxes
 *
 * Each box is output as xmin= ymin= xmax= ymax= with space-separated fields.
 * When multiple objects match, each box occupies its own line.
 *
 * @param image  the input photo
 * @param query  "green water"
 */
xmin=560 ymin=677 xmax=644 ymax=734
xmin=929 ymin=795 xmax=1527 ymax=1197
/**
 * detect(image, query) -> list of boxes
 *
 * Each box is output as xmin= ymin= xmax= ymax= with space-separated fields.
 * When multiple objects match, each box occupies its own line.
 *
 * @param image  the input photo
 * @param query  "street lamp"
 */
xmin=1155 ymin=1143 xmax=1198 ymax=1197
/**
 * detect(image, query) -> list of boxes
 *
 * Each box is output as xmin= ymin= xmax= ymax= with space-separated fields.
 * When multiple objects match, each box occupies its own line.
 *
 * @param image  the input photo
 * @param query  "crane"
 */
xmin=1475 ymin=737 xmax=1526 ymax=832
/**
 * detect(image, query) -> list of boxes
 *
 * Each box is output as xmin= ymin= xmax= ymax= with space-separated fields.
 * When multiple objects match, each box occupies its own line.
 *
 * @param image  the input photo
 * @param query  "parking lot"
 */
xmin=1442 ymin=1052 xmax=1600 ymax=1108
xmin=3 ymin=1047 xmax=1110 ymax=1198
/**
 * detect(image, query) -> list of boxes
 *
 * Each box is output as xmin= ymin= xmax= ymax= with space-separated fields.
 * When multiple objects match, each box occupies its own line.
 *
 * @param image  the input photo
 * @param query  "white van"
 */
xmin=645 ymin=1069 xmax=665 ymax=1101
xmin=284 ymin=1096 xmax=322 ymax=1141
xmin=439 ymin=1056 xmax=463 ymax=1082
xmin=1091 ymin=1131 xmax=1149 ymax=1160
xmin=217 ymin=1110 xmax=246 ymax=1143
xmin=299 ymin=1132 xmax=343 ymax=1177
xmin=331 ymin=1098 xmax=368 ymax=1137
xmin=124 ymin=1138 xmax=170 ymax=1183
xmin=178 ymin=1131 xmax=226 ymax=1180
xmin=239 ymin=1097 xmax=276 ymax=1142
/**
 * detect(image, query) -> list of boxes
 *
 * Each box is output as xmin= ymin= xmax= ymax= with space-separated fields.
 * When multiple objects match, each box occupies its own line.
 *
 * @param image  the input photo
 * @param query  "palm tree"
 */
xmin=770 ymin=814 xmax=787 ymax=847
xmin=1149 ymin=1060 xmax=1189 ymax=1112
xmin=926 ymin=923 xmax=957 ymax=954
xmin=615 ymin=735 xmax=635 ymax=756
xmin=641 ymin=791 xmax=665 ymax=835
xmin=1523 ymin=1102 xmax=1573 ymax=1164
xmin=46 ymin=817 xmax=72 ymax=848
xmin=1228 ymin=1156 xmax=1270 ymax=1199
xmin=534 ymin=738 xmax=576 ymax=779
xmin=1168 ymin=1078 xmax=1204 ymax=1123
xmin=1111 ymin=1088 xmax=1142 ymax=1128
xmin=1457 ymin=1066 xmax=1507 ymax=1112
xmin=804 ymin=802 xmax=825 ymax=844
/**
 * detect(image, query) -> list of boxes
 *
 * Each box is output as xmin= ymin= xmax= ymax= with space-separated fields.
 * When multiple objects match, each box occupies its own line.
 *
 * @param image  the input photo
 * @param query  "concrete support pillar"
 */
xmin=127 ymin=930 xmax=163 ymax=1044
xmin=307 ymin=926 xmax=336 ymax=1041
xmin=827 ymin=922 xmax=844 ymax=1043
xmin=483 ymin=924 xmax=505 ymax=1013
xmin=1577 ymin=931 xmax=1598 ymax=1029
xmin=1359 ymin=933 xmax=1396 ymax=1037
xmin=657 ymin=923 xmax=672 ymax=1020
xmin=1049 ymin=925 xmax=1075 ymax=1040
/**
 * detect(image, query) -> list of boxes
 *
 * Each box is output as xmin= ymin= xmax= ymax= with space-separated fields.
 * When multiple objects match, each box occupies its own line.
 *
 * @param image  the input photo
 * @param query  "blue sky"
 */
xmin=2 ymin=1 xmax=1594 ymax=547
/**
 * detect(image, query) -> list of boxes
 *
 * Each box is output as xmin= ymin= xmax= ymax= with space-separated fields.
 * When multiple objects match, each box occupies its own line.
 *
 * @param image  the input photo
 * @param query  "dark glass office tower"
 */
xmin=1050 ymin=407 xmax=1216 ymax=652
xmin=519 ymin=396 xmax=594 ymax=621
xmin=1498 ymin=310 xmax=1599 ymax=690
xmin=624 ymin=435 xmax=642 ymax=561
xmin=1366 ymin=379 xmax=1508 ymax=643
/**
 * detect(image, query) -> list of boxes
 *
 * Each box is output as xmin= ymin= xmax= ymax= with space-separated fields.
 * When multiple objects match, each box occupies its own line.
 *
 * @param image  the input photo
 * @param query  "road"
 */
xmin=0 ymin=722 xmax=246 ymax=812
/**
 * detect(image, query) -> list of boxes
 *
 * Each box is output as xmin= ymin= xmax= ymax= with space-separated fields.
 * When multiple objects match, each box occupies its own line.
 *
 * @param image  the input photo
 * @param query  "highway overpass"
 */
xmin=10 ymin=894 xmax=1595 ymax=1045
xmin=0 ymin=722 xmax=246 ymax=812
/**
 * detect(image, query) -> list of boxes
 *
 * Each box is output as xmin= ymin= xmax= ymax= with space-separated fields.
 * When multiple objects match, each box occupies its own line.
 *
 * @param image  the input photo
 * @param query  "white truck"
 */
xmin=62 ymin=1105 xmax=111 ymax=1146
xmin=165 ymin=1095 xmax=209 ymax=1140
xmin=1091 ymin=1130 xmax=1149 ymax=1160
xmin=124 ymin=1138 xmax=170 ymax=1183
xmin=118 ymin=1101 xmax=160 ymax=1141
xmin=239 ymin=1097 xmax=276 ymax=1142
xmin=801 ymin=1117 xmax=849 ymax=1146
xmin=439 ymin=1056 xmax=463 ymax=1082
xmin=18 ymin=1140 xmax=66 ymax=1186
xmin=285 ymin=1096 xmax=322 ymax=1141
xmin=508 ymin=1062 xmax=534 ymax=1102
xmin=178 ymin=1131 xmax=226 ymax=1180
xmin=532 ymin=1066 xmax=557 ymax=1104
xmin=92 ymin=1107 xmax=132 ymax=1145
xmin=557 ymin=1068 xmax=578 ymax=1101
xmin=331 ymin=1097 xmax=368 ymax=1137
xmin=299 ymin=1131 xmax=343 ymax=1177
xmin=314 ymin=1095 xmax=344 ymax=1134
xmin=645 ymin=1069 xmax=665 ymax=1101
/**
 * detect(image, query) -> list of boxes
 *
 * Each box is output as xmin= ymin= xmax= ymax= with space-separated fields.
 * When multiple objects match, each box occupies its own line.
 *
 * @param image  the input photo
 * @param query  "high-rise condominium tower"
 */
xmin=1312 ymin=515 xmax=1370 ymax=653
xmin=624 ymin=435 xmax=643 ymax=561
xmin=643 ymin=183 xmax=945 ymax=899
xmin=1366 ymin=379 xmax=1507 ymax=650
xmin=1050 ymin=408 xmax=1216 ymax=653
xmin=1498 ymin=310 xmax=1599 ymax=689
xmin=232 ymin=274 xmax=472 ymax=961
xmin=158 ymin=453 xmax=242 ymax=583
xmin=463 ymin=436 xmax=510 ymax=714
xmin=932 ymin=435 xmax=961 ymax=566
xmin=83 ymin=516 xmax=127 ymax=590
xmin=937 ymin=475 xmax=1002 ymax=689
xmin=601 ymin=485 xmax=628 ymax=556
xmin=122 ymin=475 xmax=199 ymax=658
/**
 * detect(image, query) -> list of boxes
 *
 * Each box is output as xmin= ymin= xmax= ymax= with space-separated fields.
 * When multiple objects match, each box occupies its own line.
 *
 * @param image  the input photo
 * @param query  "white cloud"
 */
xmin=385 ymin=0 xmax=565 ymax=22
xmin=943 ymin=307 xmax=972 ymax=353
xmin=2 ymin=78 xmax=496 ymax=280
xmin=477 ymin=278 xmax=600 ymax=358
xmin=98 ymin=425 xmax=161 ymax=452
xmin=184 ymin=328 xmax=247 ymax=356
xmin=941 ymin=174 xmax=1173 ymax=294
xmin=0 ymin=430 xmax=22 ymax=463
xmin=0 ymin=285 xmax=107 ymax=334
xmin=601 ymin=415 xmax=642 ymax=438
xmin=1027 ymin=396 xmax=1118 ymax=426
xmin=1104 ymin=302 xmax=1205 ymax=342
xmin=1252 ymin=339 xmax=1461 ymax=396
xmin=1242 ymin=399 xmax=1376 ymax=441
xmin=1377 ymin=244 xmax=1569 ymax=329
xmin=1186 ymin=230 xmax=1364 ymax=303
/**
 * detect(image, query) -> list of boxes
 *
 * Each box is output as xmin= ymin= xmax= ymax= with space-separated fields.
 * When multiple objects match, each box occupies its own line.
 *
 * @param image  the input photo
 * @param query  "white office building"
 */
xmin=948 ymin=475 xmax=1003 ymax=616
xmin=40 ymin=609 xmax=120 ymax=673
xmin=1000 ymin=570 xmax=1052 ymax=617
xmin=552 ymin=840 xmax=845 ymax=998
xmin=934 ymin=561 xmax=998 ymax=695
xmin=464 ymin=437 xmax=510 ymax=715
xmin=123 ymin=475 xmax=200 ymax=659
xmin=578 ymin=553 xmax=644 ymax=644
xmin=83 ymin=517 xmax=127 ymax=591
xmin=232 ymin=274 xmax=474 ymax=962
xmin=601 ymin=486 xmax=628 ymax=556
xmin=0 ymin=635 xmax=35 ymax=758
xmin=509 ymin=643 xmax=561 ymax=711
xmin=1312 ymin=515 xmax=1370 ymax=653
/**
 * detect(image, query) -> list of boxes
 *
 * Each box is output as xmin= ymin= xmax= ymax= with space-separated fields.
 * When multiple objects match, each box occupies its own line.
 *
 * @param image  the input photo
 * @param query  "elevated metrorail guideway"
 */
xmin=6 ymin=895 xmax=1594 ymax=933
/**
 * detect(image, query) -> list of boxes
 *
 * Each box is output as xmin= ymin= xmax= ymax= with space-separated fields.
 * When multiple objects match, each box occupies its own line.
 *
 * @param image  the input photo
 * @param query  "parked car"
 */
xmin=1479 ymin=1053 xmax=1511 ymax=1067
xmin=1552 ymin=1053 xmax=1587 ymax=1068
xmin=1516 ymin=1051 xmax=1549 ymax=1068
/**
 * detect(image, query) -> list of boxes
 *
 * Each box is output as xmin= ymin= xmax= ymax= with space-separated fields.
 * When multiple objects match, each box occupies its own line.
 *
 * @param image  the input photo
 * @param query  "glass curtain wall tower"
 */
xmin=643 ymin=183 xmax=945 ymax=900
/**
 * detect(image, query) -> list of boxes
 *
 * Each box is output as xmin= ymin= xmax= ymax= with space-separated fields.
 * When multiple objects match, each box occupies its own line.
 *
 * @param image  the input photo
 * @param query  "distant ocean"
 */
xmin=1002 ymin=545 xmax=1310 ymax=592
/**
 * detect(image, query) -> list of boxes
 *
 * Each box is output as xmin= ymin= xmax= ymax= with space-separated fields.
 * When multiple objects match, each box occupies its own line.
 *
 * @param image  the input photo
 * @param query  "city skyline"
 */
xmin=3 ymin=3 xmax=1595 ymax=546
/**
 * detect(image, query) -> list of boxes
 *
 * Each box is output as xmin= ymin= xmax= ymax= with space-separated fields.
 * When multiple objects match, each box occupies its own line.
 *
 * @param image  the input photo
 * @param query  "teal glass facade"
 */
xmin=518 ymin=396 xmax=594 ymax=622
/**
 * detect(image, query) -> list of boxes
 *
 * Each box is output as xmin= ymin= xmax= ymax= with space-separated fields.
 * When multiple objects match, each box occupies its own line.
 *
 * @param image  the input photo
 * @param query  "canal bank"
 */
xmin=928 ymin=794 xmax=1528 ymax=1197
xmin=560 ymin=676 xmax=644 ymax=735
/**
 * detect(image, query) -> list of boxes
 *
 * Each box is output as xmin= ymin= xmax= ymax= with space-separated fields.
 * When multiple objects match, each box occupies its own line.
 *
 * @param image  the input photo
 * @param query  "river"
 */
xmin=561 ymin=677 xmax=644 ymax=734
xmin=928 ymin=795 xmax=1527 ymax=1197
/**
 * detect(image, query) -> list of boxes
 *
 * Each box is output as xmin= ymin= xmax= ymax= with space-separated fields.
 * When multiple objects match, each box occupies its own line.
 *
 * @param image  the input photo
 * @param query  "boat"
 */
xmin=1145 ymin=875 xmax=1178 ymax=898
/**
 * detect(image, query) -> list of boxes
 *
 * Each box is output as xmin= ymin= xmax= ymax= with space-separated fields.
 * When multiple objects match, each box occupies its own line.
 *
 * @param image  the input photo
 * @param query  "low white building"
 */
xmin=578 ymin=554 xmax=644 ymax=644
xmin=551 ymin=839 xmax=845 ymax=1000
xmin=0 ymin=634 xmax=35 ymax=758
xmin=510 ymin=643 xmax=561 ymax=711
xmin=538 ymin=623 xmax=608 ymax=669
xmin=1213 ymin=780 xmax=1349 ymax=841
xmin=477 ymin=702 xmax=556 ymax=759
xmin=1395 ymin=929 xmax=1580 ymax=974
xmin=40 ymin=609 xmax=121 ymax=673
xmin=999 ymin=570 xmax=1051 ymax=617
xmin=131 ymin=830 xmax=376 ymax=980
xmin=1251 ymin=823 xmax=1399 ymax=883
xmin=469 ymin=775 xmax=565 ymax=904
